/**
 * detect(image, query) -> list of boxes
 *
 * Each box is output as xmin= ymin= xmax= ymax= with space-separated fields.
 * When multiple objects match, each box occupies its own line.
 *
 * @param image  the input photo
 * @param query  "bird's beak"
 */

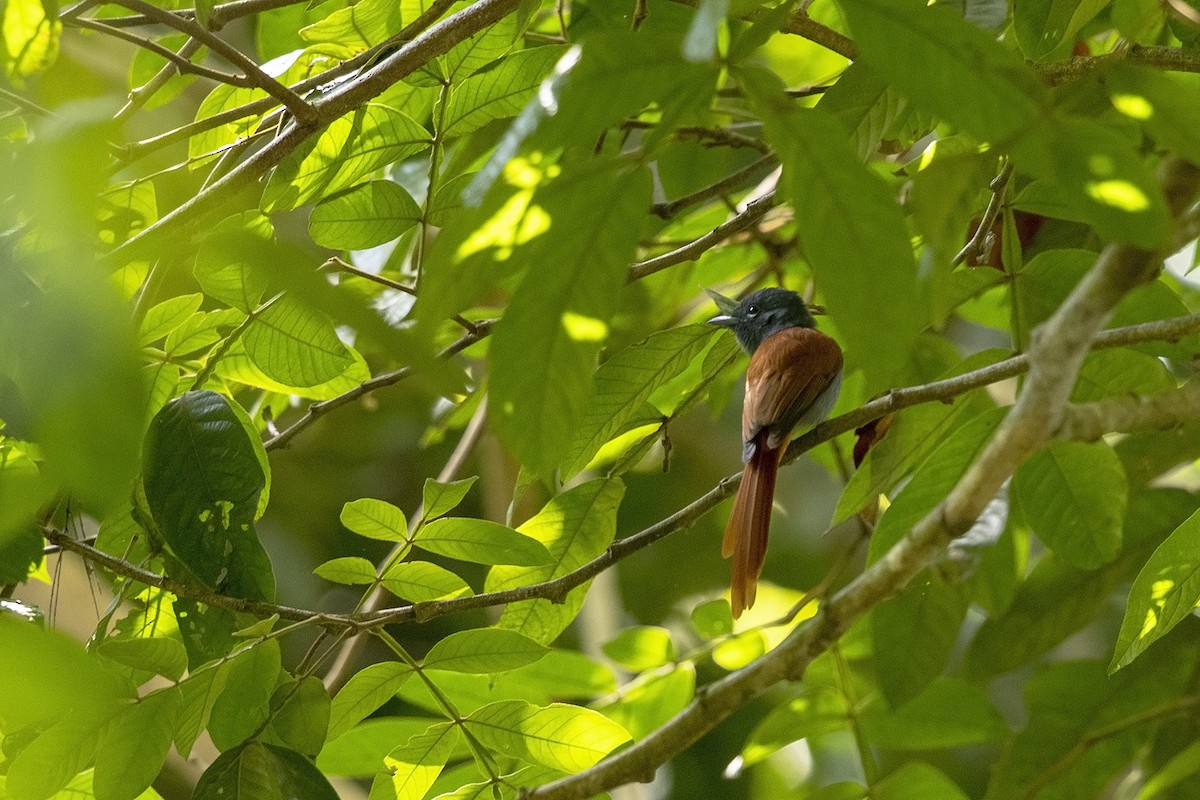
xmin=705 ymin=288 xmax=739 ymax=327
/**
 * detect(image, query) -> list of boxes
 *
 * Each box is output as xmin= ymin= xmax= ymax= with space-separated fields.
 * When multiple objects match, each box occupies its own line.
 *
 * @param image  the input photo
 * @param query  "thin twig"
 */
xmin=628 ymin=192 xmax=778 ymax=282
xmin=263 ymin=319 xmax=494 ymax=451
xmin=651 ymin=155 xmax=779 ymax=220
xmin=953 ymin=160 xmax=1014 ymax=267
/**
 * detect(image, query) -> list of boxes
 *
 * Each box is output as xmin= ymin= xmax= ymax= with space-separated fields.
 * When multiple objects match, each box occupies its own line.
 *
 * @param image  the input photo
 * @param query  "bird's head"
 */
xmin=705 ymin=287 xmax=815 ymax=354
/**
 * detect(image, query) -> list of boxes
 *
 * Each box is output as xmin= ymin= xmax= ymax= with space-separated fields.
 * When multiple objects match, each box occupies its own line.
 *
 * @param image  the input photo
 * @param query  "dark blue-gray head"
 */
xmin=706 ymin=287 xmax=816 ymax=354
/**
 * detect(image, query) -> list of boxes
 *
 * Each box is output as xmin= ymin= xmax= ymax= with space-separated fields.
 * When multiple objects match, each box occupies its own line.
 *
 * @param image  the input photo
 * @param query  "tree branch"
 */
xmin=627 ymin=192 xmax=778 ymax=282
xmin=47 ymin=312 xmax=1200 ymax=640
xmin=1056 ymin=379 xmax=1200 ymax=442
xmin=264 ymin=319 xmax=494 ymax=451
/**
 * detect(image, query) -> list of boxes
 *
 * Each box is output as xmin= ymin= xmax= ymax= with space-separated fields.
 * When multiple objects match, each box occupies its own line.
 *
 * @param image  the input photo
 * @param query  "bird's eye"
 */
xmin=746 ymin=305 xmax=759 ymax=316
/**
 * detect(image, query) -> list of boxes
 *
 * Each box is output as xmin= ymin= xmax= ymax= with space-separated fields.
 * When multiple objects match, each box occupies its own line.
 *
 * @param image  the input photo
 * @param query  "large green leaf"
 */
xmin=96 ymin=637 xmax=188 ymax=682
xmin=422 ymin=628 xmax=549 ymax=673
xmin=380 ymin=561 xmax=473 ymax=602
xmin=860 ymin=678 xmax=1006 ymax=749
xmin=1111 ymin=506 xmax=1200 ymax=672
xmin=262 ymin=104 xmax=431 ymax=212
xmin=93 ymin=688 xmax=182 ymax=800
xmin=441 ymin=46 xmax=568 ymax=138
xmin=868 ymin=408 xmax=1008 ymax=561
xmin=421 ymin=476 xmax=478 ymax=521
xmin=744 ymin=69 xmax=920 ymax=389
xmin=967 ymin=489 xmax=1197 ymax=678
xmin=872 ymin=573 xmax=969 ymax=705
xmin=597 ymin=665 xmax=694 ymax=740
xmin=142 ymin=391 xmax=274 ymax=601
xmin=465 ymin=700 xmax=631 ymax=772
xmin=193 ymin=742 xmax=339 ymax=800
xmin=328 ymin=662 xmax=414 ymax=741
xmin=488 ymin=164 xmax=651 ymax=478
xmin=317 ymin=718 xmax=435 ymax=777
xmin=1107 ymin=65 xmax=1200 ymax=167
xmin=309 ymin=181 xmax=422 ymax=250
xmin=1013 ymin=0 xmax=1108 ymax=59
xmin=300 ymin=0 xmax=399 ymax=48
xmin=243 ymin=296 xmax=356 ymax=388
xmin=561 ymin=325 xmax=722 ymax=478
xmin=415 ymin=517 xmax=551 ymax=565
xmin=207 ymin=641 xmax=282 ymax=751
xmin=487 ymin=479 xmax=625 ymax=643
xmin=266 ymin=677 xmax=331 ymax=757
xmin=875 ymin=762 xmax=970 ymax=800
xmin=5 ymin=703 xmax=119 ymax=800
xmin=840 ymin=0 xmax=1047 ymax=142
xmin=341 ymin=498 xmax=409 ymax=542
xmin=1013 ymin=441 xmax=1127 ymax=569
xmin=368 ymin=722 xmax=460 ymax=800
xmin=175 ymin=665 xmax=232 ymax=758
xmin=1012 ymin=117 xmax=1170 ymax=248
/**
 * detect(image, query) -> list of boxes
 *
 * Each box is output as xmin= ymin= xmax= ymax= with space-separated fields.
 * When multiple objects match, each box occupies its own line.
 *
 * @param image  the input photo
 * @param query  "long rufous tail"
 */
xmin=723 ymin=437 xmax=782 ymax=618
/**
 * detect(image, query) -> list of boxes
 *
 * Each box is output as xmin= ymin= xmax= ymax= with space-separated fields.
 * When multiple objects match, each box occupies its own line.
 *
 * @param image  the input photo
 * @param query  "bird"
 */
xmin=707 ymin=287 xmax=844 ymax=618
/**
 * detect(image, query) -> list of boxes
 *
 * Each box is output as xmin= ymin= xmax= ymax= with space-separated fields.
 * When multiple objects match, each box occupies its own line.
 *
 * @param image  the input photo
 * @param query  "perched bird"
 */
xmin=707 ymin=287 xmax=843 ymax=617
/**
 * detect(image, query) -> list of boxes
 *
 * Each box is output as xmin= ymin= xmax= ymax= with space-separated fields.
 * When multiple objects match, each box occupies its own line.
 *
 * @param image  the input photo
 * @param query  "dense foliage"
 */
xmin=3 ymin=0 xmax=1200 ymax=798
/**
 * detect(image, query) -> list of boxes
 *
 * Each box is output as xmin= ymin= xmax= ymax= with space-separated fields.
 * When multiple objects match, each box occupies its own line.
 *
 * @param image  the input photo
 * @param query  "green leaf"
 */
xmin=987 ymin=645 xmax=1200 ymax=800
xmin=1138 ymin=738 xmax=1200 ymax=800
xmin=598 ymin=665 xmax=695 ymax=740
xmin=601 ymin=626 xmax=676 ymax=672
xmin=465 ymin=700 xmax=631 ymax=772
xmin=208 ymin=641 xmax=282 ymax=751
xmin=2 ymin=0 xmax=61 ymax=78
xmin=193 ymin=212 xmax=272 ymax=312
xmin=967 ymin=489 xmax=1197 ymax=679
xmin=742 ymin=685 xmax=848 ymax=766
xmin=868 ymin=409 xmax=1007 ymax=561
xmin=138 ymin=294 xmax=204 ymax=346
xmin=488 ymin=164 xmax=652 ymax=478
xmin=1014 ymin=441 xmax=1127 ymax=569
xmin=94 ymin=688 xmax=182 ymax=800
xmin=262 ymin=104 xmax=430 ymax=212
xmin=819 ymin=60 xmax=911 ymax=163
xmin=1070 ymin=349 xmax=1175 ymax=403
xmin=421 ymin=476 xmax=478 ymax=521
xmin=860 ymin=677 xmax=1006 ymax=749
xmin=244 ymin=296 xmax=356 ymax=388
xmin=874 ymin=762 xmax=969 ymax=800
xmin=142 ymin=391 xmax=275 ymax=601
xmin=265 ymin=677 xmax=330 ymax=757
xmin=487 ymin=479 xmax=625 ymax=644
xmin=96 ymin=637 xmax=188 ymax=682
xmin=439 ymin=12 xmax=520 ymax=80
xmin=309 ymin=181 xmax=422 ymax=250
xmin=1012 ymin=117 xmax=1170 ymax=248
xmin=328 ymin=662 xmax=414 ymax=742
xmin=380 ymin=561 xmax=473 ymax=602
xmin=840 ymin=0 xmax=1047 ymax=142
xmin=341 ymin=498 xmax=409 ymax=542
xmin=442 ymin=46 xmax=567 ymax=138
xmin=561 ymin=325 xmax=720 ymax=478
xmin=317 ymin=718 xmax=433 ymax=777
xmin=415 ymin=517 xmax=550 ymax=565
xmin=744 ymin=70 xmax=919 ymax=389
xmin=300 ymin=0 xmax=399 ymax=48
xmin=422 ymin=628 xmax=549 ymax=673
xmin=175 ymin=665 xmax=232 ymax=758
xmin=872 ymin=573 xmax=969 ymax=705
xmin=1013 ymin=0 xmax=1108 ymax=59
xmin=1108 ymin=66 xmax=1200 ymax=167
xmin=691 ymin=598 xmax=734 ymax=640
xmin=1111 ymin=506 xmax=1200 ymax=672
xmin=314 ymin=556 xmax=378 ymax=585
xmin=6 ymin=703 xmax=118 ymax=800
xmin=369 ymin=722 xmax=460 ymax=800
xmin=193 ymin=741 xmax=339 ymax=800
xmin=836 ymin=351 xmax=1003 ymax=523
